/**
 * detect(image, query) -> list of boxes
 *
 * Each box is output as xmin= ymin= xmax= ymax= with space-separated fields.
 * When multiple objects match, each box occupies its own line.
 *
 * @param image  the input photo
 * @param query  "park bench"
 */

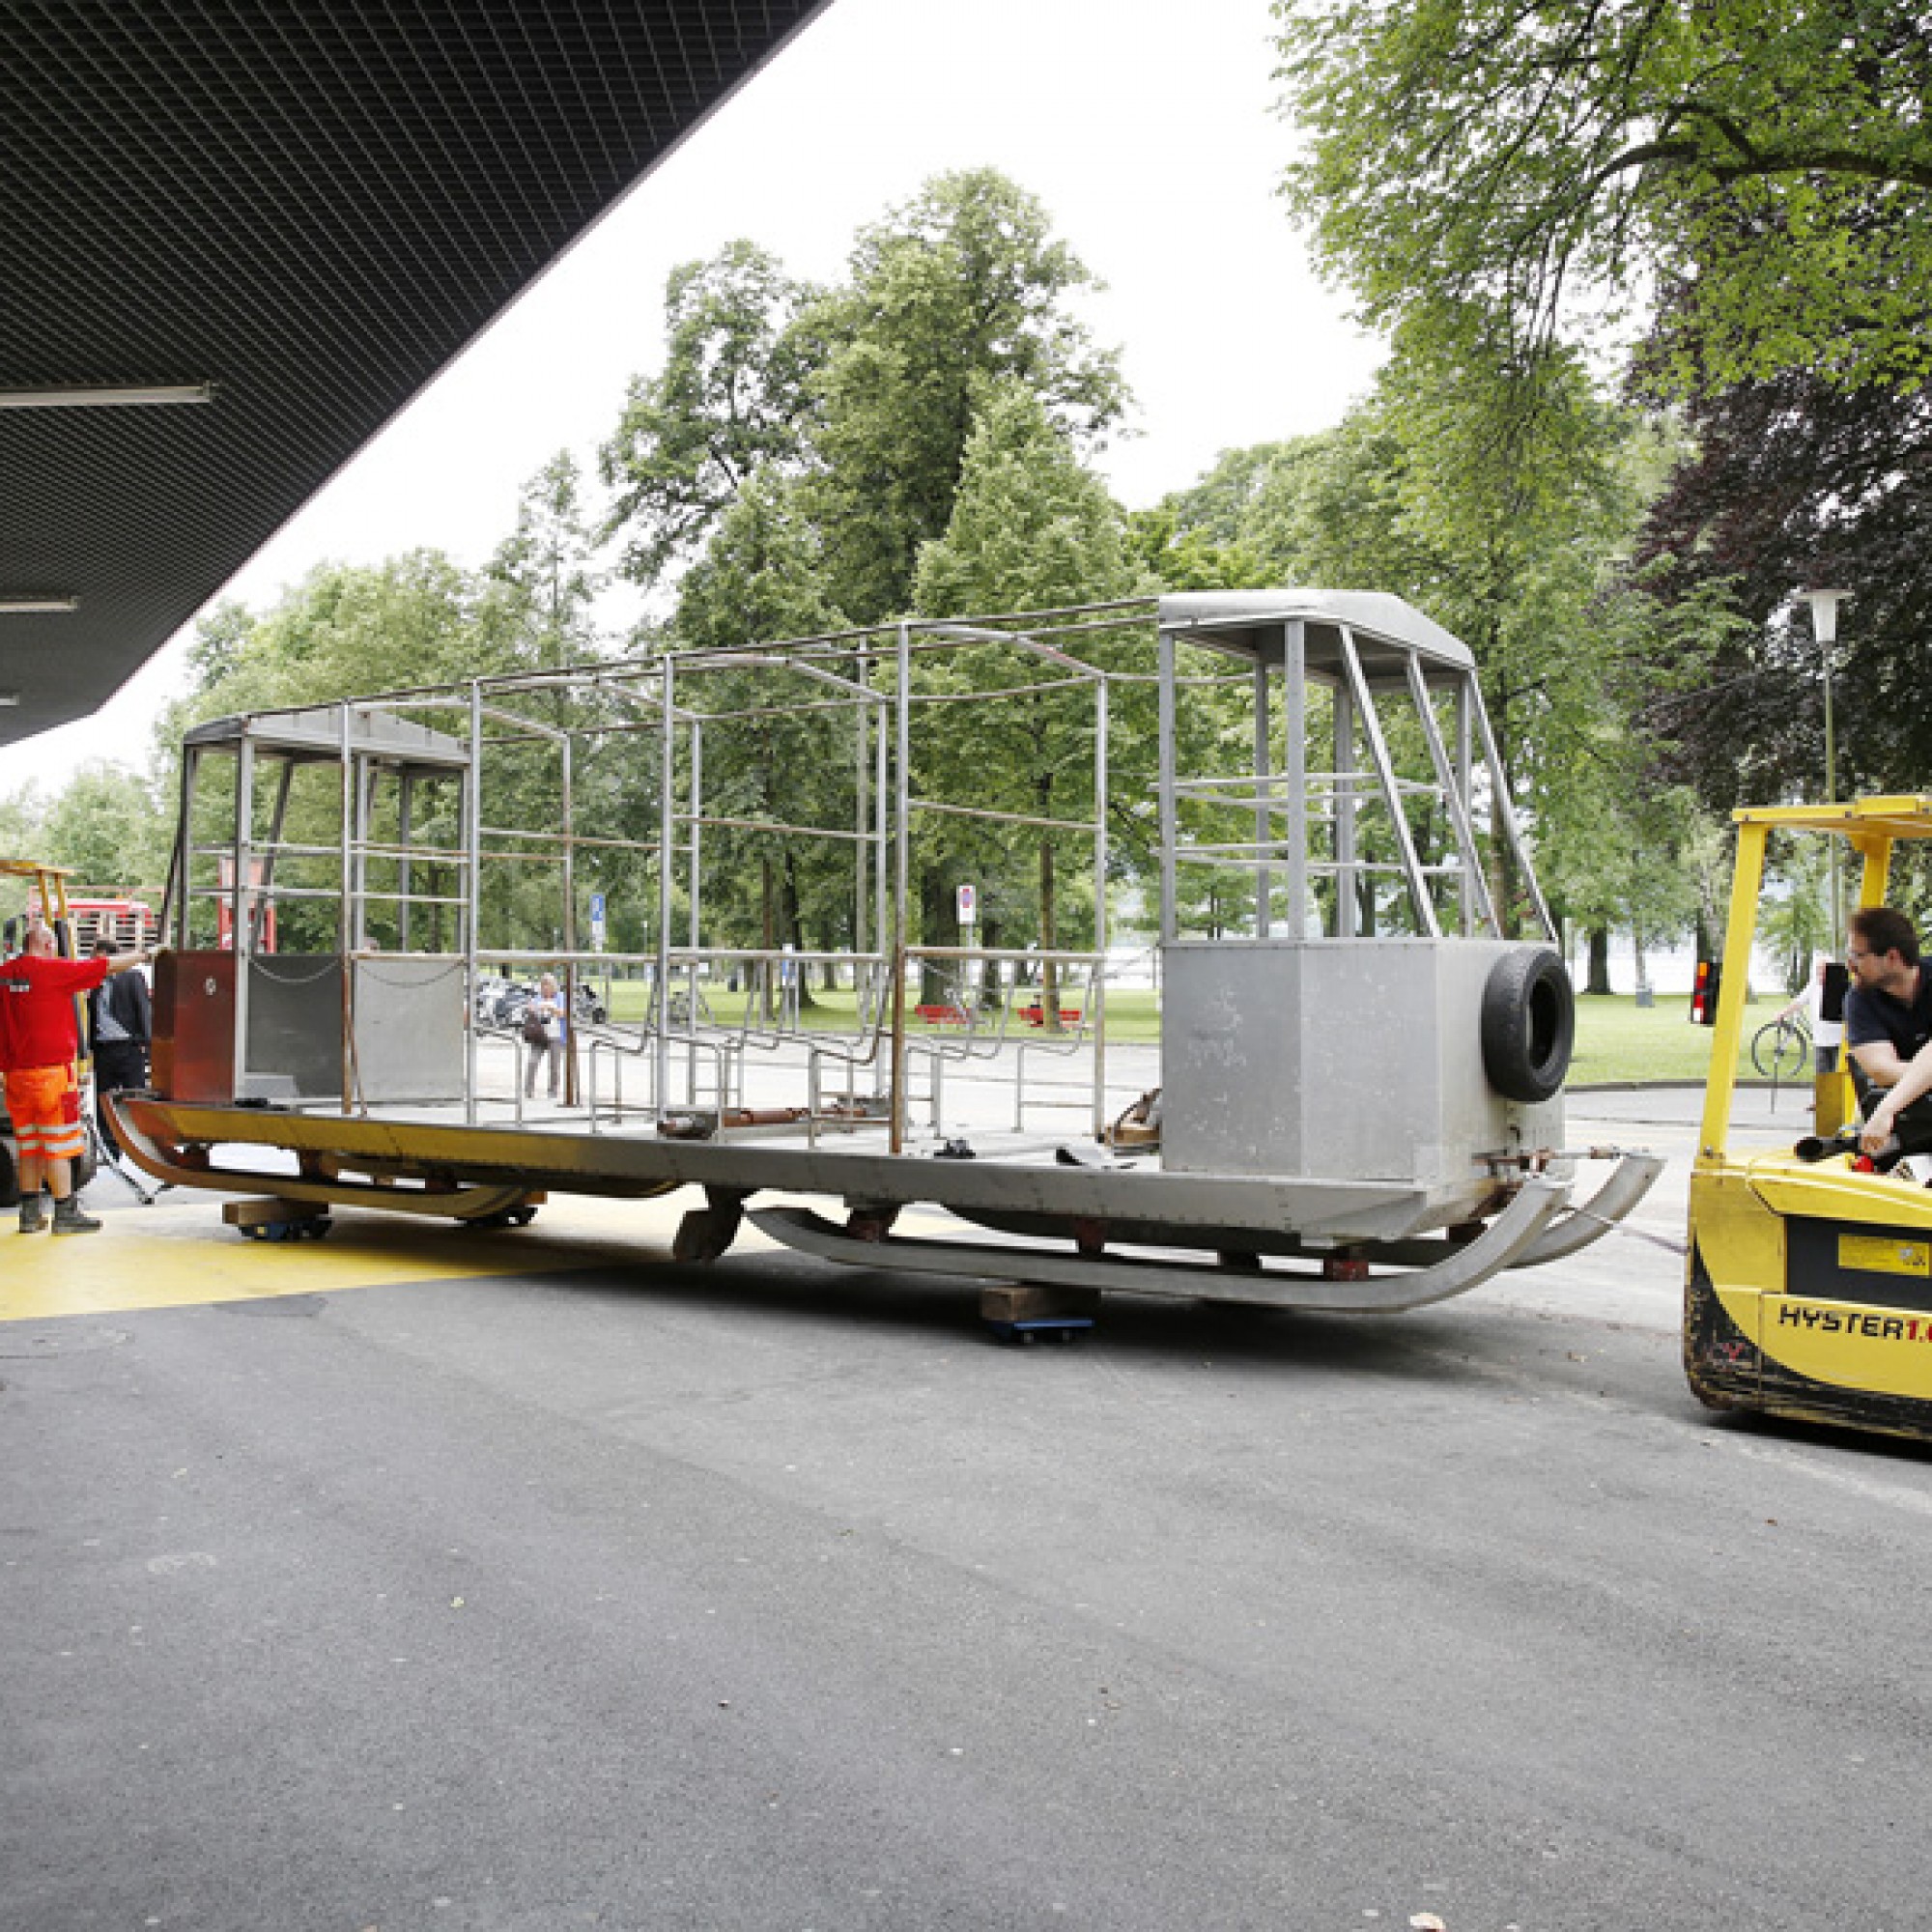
xmin=914 ymin=1003 xmax=970 ymax=1028
xmin=1019 ymin=1005 xmax=1082 ymax=1028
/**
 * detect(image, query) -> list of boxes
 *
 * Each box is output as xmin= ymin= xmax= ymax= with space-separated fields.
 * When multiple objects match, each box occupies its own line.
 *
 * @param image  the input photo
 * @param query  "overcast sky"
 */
xmin=10 ymin=0 xmax=1384 ymax=793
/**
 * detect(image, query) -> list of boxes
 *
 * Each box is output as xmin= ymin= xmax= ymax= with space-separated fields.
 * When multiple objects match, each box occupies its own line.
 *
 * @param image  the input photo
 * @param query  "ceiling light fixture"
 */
xmin=0 ymin=692 xmax=19 ymax=707
xmin=0 ymin=595 xmax=79 ymax=613
xmin=0 ymin=383 xmax=213 ymax=409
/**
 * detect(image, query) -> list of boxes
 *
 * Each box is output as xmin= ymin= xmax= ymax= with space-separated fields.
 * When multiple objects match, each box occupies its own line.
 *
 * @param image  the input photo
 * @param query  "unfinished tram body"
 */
xmin=114 ymin=591 xmax=1658 ymax=1328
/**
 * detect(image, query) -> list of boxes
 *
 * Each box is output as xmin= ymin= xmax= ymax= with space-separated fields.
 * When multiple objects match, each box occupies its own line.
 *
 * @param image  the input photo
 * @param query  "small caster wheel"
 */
xmin=986 ymin=1318 xmax=1093 ymax=1346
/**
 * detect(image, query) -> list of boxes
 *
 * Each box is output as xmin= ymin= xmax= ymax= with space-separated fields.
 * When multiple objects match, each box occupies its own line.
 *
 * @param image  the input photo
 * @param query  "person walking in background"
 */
xmin=1776 ymin=953 xmax=1846 ymax=1077
xmin=88 ymin=934 xmax=152 ymax=1151
xmin=523 ymin=971 xmax=566 ymax=1102
xmin=1 ymin=920 xmax=152 ymax=1233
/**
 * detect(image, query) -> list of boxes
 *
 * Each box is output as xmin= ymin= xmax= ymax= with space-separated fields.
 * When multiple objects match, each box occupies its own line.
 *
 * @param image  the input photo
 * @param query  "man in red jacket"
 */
xmin=2 ymin=920 xmax=153 ymax=1234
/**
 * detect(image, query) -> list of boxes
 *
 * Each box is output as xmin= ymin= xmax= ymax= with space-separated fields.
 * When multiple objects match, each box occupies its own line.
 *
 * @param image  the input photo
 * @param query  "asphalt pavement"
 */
xmin=5 ymin=1081 xmax=1927 ymax=1932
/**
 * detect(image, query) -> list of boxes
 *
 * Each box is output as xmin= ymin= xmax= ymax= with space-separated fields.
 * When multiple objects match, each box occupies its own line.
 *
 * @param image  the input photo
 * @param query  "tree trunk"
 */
xmin=980 ymin=917 xmax=1004 ymax=1009
xmin=782 ymin=856 xmax=815 ymax=1009
xmin=1494 ymin=838 xmax=1521 ymax=942
xmin=1586 ymin=926 xmax=1611 ymax=996
xmin=1039 ymin=832 xmax=1060 ymax=1032
xmin=919 ymin=868 xmax=953 ymax=1007
xmin=759 ymin=857 xmax=778 ymax=1024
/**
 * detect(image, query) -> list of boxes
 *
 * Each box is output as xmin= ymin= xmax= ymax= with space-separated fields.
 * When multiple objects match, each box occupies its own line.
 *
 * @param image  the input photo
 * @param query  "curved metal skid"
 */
xmin=748 ymin=1179 xmax=1570 ymax=1314
xmin=110 ymin=1097 xmax=539 ymax=1222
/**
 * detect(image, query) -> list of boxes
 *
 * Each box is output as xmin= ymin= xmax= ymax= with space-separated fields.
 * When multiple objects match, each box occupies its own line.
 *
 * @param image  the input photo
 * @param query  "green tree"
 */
xmin=1636 ymin=364 xmax=1932 ymax=810
xmin=671 ymin=471 xmax=857 ymax=998
xmin=1128 ymin=434 xmax=1349 ymax=590
xmin=1278 ymin=0 xmax=1932 ymax=395
xmin=1759 ymin=838 xmax=1834 ymax=993
xmin=675 ymin=471 xmax=849 ymax=654
xmin=605 ymin=171 xmax=1140 ymax=994
xmin=1538 ymin=778 xmax=1710 ymax=994
xmin=41 ymin=760 xmax=169 ymax=896
xmin=1282 ymin=339 xmax=1722 ymax=935
xmin=912 ymin=382 xmax=1148 ymax=1011
xmin=174 ymin=551 xmax=497 ymax=723
xmin=477 ymin=460 xmax=614 ymax=957
xmin=184 ymin=600 xmax=255 ymax=698
xmin=599 ymin=168 xmax=1130 ymax=630
xmin=806 ymin=168 xmax=1131 ymax=623
xmin=484 ymin=450 xmax=606 ymax=674
xmin=151 ymin=554 xmax=513 ymax=952
xmin=1124 ymin=506 xmax=1268 ymax=592
xmin=0 ymin=782 xmax=47 ymax=861
xmin=598 ymin=242 xmax=818 ymax=591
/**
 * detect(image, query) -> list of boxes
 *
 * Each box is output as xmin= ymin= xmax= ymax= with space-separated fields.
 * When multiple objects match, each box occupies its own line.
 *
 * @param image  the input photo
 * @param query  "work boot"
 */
xmin=17 ymin=1191 xmax=46 ymax=1235
xmin=50 ymin=1195 xmax=102 ymax=1236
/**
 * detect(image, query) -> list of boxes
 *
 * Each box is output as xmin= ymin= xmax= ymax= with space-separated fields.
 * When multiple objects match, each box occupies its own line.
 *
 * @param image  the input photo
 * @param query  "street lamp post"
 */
xmin=1803 ymin=586 xmax=1850 ymax=936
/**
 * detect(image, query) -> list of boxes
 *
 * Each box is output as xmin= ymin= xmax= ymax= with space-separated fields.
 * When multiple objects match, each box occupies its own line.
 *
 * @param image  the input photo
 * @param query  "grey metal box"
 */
xmin=352 ymin=955 xmax=466 ymax=1104
xmin=231 ymin=953 xmax=465 ymax=1103
xmin=242 ymin=954 xmax=346 ymax=1100
xmin=1160 ymin=939 xmax=1564 ymax=1187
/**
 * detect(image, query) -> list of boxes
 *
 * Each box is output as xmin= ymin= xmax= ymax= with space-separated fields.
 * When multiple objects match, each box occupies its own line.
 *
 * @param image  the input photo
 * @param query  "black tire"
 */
xmin=1481 ymin=947 xmax=1575 ymax=1103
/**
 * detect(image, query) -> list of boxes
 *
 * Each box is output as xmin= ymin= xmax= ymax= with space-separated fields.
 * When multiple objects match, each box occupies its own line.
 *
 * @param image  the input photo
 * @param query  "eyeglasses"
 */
xmin=1847 ymin=946 xmax=1873 ymax=962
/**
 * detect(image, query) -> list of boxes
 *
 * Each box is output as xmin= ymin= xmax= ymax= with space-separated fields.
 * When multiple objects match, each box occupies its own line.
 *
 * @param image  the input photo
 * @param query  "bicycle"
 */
xmin=1751 ymin=1010 xmax=1811 ymax=1081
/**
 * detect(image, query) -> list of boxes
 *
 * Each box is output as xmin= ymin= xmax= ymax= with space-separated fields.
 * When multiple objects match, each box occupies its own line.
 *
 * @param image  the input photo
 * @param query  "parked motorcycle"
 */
xmin=485 ymin=979 xmax=607 ymax=1031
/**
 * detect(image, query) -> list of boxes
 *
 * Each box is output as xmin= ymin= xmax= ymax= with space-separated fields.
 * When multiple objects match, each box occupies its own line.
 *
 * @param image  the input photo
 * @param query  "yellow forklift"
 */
xmin=1689 ymin=798 xmax=1932 ymax=1440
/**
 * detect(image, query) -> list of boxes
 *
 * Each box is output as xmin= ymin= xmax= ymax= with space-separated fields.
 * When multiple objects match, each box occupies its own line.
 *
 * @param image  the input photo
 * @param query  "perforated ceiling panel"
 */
xmin=0 ymin=0 xmax=831 ymax=751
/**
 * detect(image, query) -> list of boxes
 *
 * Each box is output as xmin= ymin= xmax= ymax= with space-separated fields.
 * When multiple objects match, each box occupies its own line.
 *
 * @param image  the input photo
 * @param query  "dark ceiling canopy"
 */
xmin=0 ymin=0 xmax=832 ymax=753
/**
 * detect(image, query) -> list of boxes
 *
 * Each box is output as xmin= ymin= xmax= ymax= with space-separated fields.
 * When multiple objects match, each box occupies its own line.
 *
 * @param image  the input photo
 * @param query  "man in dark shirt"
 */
xmin=89 ymin=935 xmax=153 ymax=1151
xmin=1842 ymin=906 xmax=1932 ymax=1157
xmin=1842 ymin=906 xmax=1932 ymax=1089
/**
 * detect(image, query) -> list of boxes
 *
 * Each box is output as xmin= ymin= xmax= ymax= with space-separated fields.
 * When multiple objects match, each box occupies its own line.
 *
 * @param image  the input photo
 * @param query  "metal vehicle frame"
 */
xmin=113 ymin=592 xmax=1658 ymax=1321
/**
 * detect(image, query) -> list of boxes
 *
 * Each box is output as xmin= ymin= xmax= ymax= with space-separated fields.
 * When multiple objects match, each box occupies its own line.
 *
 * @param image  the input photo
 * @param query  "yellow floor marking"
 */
xmin=0 ymin=1190 xmax=728 ymax=1323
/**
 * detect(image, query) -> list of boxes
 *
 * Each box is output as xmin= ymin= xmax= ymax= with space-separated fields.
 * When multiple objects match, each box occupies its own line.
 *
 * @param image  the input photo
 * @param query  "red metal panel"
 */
xmin=152 ymin=950 xmax=236 ymax=1102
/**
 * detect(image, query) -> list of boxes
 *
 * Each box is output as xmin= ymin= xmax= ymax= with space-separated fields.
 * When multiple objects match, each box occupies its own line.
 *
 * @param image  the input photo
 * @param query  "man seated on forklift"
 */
xmin=1845 ymin=907 xmax=1932 ymax=1156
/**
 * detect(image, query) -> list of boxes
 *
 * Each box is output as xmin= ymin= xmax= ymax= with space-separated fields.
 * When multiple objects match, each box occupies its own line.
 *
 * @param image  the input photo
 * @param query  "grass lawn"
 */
xmin=1569 ymin=992 xmax=1767 ymax=1086
xmin=598 ymin=977 xmax=1777 ymax=1084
